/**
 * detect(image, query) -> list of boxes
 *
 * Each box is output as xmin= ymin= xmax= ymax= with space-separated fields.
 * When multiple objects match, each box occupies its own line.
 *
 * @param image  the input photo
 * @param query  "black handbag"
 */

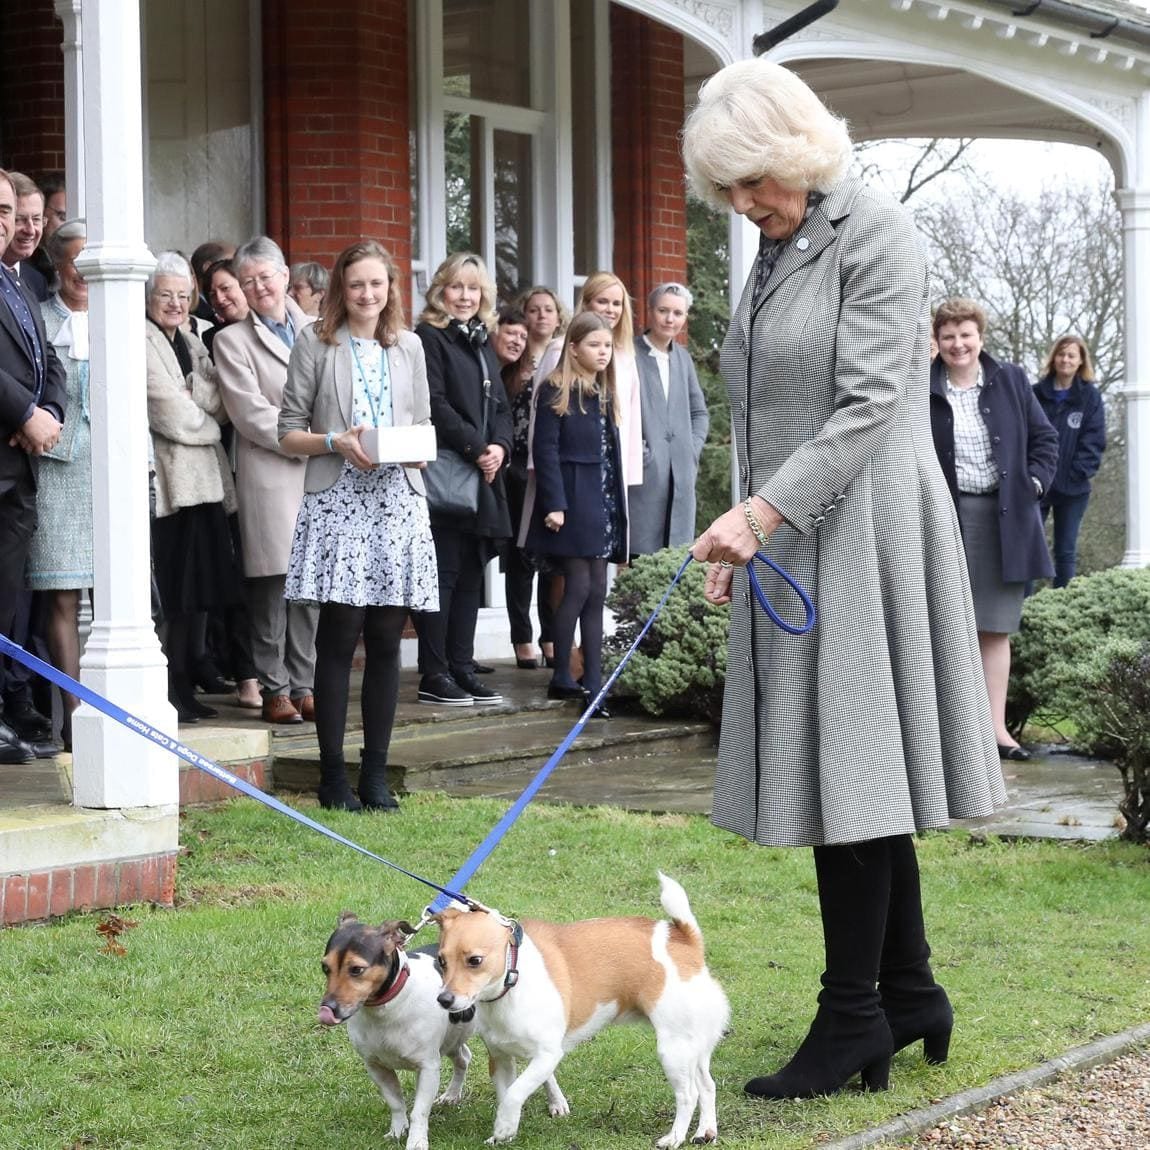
xmin=423 ymin=373 xmax=490 ymax=518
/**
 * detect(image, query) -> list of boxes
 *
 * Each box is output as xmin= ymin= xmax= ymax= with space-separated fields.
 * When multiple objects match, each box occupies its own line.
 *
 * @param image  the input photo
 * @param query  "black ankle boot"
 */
xmin=358 ymin=749 xmax=399 ymax=812
xmin=168 ymin=674 xmax=202 ymax=724
xmin=880 ymin=981 xmax=953 ymax=1064
xmin=744 ymin=1003 xmax=893 ymax=1099
xmin=317 ymin=754 xmax=363 ymax=812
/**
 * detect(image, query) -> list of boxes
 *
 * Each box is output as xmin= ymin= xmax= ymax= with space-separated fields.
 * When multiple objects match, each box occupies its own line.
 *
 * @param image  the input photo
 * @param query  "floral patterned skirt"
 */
xmin=285 ymin=462 xmax=439 ymax=610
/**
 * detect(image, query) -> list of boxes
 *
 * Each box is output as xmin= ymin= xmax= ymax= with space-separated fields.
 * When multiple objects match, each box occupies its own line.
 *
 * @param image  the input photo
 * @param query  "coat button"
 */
xmin=992 ymin=436 xmax=1001 ymax=444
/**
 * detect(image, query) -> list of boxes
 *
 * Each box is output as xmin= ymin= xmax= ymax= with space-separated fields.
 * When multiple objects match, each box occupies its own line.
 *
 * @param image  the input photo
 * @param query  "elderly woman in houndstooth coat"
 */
xmin=684 ymin=59 xmax=1004 ymax=1101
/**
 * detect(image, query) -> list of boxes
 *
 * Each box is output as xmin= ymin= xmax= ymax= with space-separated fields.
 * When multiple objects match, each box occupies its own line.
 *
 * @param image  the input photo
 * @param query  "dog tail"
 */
xmin=658 ymin=871 xmax=702 ymax=942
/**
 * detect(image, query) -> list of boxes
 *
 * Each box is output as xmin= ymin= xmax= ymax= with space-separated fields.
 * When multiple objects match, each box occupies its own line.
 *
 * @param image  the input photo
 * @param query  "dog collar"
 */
xmin=489 ymin=920 xmax=523 ymax=1002
xmin=365 ymin=949 xmax=410 ymax=1008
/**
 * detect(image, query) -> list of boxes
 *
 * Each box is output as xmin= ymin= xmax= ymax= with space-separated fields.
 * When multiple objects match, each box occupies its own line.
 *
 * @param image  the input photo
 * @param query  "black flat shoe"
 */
xmin=473 ymin=663 xmax=495 ymax=675
xmin=547 ymin=682 xmax=585 ymax=701
xmin=516 ymin=657 xmax=540 ymax=670
xmin=998 ymin=743 xmax=1030 ymax=761
xmin=543 ymin=655 xmax=556 ymax=669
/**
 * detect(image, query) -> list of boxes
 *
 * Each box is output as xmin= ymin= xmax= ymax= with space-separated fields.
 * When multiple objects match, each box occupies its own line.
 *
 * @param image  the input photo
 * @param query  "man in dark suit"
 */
xmin=1 ymin=172 xmax=50 ymax=302
xmin=0 ymin=168 xmax=66 ymax=763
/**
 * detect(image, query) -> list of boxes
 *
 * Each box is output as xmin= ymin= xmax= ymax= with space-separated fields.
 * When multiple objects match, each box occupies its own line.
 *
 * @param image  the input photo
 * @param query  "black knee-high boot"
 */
xmin=745 ymin=840 xmax=894 ymax=1099
xmin=358 ymin=748 xmax=399 ymax=812
xmin=879 ymin=835 xmax=953 ymax=1063
xmin=317 ymin=752 xmax=362 ymax=812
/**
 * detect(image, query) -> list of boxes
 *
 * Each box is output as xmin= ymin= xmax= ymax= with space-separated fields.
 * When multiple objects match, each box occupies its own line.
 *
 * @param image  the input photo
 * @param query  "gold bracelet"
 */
xmin=743 ymin=498 xmax=770 ymax=549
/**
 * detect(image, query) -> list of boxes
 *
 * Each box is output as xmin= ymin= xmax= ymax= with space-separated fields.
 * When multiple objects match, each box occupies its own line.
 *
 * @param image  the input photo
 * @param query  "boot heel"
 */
xmin=922 ymin=1026 xmax=952 ymax=1065
xmin=859 ymin=1056 xmax=891 ymax=1092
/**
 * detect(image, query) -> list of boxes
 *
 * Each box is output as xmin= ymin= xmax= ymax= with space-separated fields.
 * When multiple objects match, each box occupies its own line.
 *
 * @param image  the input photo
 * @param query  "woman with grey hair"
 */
xmin=684 ymin=59 xmax=1003 ymax=1099
xmin=213 ymin=236 xmax=318 ymax=726
xmin=26 ymin=220 xmax=92 ymax=747
xmin=144 ymin=251 xmax=241 ymax=723
xmin=628 ymin=280 xmax=709 ymax=555
xmin=289 ymin=260 xmax=328 ymax=316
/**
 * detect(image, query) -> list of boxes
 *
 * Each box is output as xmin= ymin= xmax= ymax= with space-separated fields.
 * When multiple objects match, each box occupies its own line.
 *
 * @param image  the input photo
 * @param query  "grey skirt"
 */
xmin=958 ymin=492 xmax=1025 ymax=633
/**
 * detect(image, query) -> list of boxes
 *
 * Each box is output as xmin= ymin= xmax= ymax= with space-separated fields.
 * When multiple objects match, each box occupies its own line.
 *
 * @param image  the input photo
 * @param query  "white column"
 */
xmin=53 ymin=0 xmax=85 ymax=219
xmin=71 ymin=0 xmax=177 ymax=809
xmin=1116 ymin=182 xmax=1150 ymax=569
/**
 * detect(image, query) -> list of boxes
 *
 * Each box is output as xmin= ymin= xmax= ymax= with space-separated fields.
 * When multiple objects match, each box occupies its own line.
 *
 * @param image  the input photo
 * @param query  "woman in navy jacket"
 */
xmin=929 ymin=298 xmax=1058 ymax=760
xmin=1032 ymin=335 xmax=1106 ymax=587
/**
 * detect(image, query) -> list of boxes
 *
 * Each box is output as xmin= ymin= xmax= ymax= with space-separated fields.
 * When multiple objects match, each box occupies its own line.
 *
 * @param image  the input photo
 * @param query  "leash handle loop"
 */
xmin=747 ymin=551 xmax=817 ymax=635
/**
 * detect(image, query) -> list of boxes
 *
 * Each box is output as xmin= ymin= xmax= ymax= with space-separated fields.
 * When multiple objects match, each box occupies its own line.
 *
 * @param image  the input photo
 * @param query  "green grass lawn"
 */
xmin=2 ymin=794 xmax=1148 ymax=1149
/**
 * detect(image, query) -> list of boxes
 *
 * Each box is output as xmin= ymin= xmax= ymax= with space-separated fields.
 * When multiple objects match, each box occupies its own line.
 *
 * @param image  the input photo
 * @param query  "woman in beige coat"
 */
xmin=684 ymin=60 xmax=1002 ymax=1101
xmin=280 ymin=240 xmax=437 ymax=811
xmin=212 ymin=236 xmax=317 ymax=726
xmin=144 ymin=252 xmax=240 ymax=724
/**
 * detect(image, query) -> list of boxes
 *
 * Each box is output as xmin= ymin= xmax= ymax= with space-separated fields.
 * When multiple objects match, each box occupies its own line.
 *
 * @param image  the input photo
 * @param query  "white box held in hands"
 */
xmin=360 ymin=425 xmax=439 ymax=465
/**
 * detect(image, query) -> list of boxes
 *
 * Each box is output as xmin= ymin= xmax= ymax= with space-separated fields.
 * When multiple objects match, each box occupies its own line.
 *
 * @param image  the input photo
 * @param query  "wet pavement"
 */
xmin=0 ymin=662 xmax=1127 ymax=840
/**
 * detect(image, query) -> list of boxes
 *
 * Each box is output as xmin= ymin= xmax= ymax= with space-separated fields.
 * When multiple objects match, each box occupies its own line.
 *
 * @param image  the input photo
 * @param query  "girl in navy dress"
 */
xmin=525 ymin=312 xmax=628 ymax=716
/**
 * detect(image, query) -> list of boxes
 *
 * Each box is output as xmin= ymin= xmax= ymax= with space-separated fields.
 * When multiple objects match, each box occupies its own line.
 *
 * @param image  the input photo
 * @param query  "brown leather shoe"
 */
xmin=295 ymin=694 xmax=315 ymax=722
xmin=262 ymin=694 xmax=302 ymax=724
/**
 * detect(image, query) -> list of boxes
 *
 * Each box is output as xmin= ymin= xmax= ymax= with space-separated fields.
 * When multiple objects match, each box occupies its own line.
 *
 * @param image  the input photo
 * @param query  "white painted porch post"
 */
xmin=53 ymin=0 xmax=85 ymax=219
xmin=1117 ymin=128 xmax=1150 ymax=570
xmin=71 ymin=0 xmax=177 ymax=809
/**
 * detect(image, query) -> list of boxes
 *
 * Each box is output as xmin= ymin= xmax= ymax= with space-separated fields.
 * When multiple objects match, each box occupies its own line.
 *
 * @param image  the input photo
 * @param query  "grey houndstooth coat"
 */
xmin=715 ymin=176 xmax=1004 ymax=848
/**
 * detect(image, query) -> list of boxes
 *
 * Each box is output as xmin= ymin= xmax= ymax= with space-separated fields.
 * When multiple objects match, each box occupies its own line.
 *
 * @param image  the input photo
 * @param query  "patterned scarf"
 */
xmin=752 ymin=189 xmax=826 ymax=306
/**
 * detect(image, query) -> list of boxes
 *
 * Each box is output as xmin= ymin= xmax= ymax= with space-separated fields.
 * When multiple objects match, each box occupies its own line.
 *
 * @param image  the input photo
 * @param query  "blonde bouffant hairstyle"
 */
xmin=546 ymin=311 xmax=619 ymax=422
xmin=418 ymin=251 xmax=498 ymax=330
xmin=681 ymin=59 xmax=853 ymax=207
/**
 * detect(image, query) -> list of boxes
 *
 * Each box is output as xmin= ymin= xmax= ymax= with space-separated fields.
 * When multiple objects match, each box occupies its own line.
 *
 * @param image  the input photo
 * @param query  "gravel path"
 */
xmin=905 ymin=1047 xmax=1150 ymax=1149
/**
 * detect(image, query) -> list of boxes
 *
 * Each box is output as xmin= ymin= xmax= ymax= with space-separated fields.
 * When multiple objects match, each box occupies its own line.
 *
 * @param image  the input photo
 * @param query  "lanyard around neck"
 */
xmin=350 ymin=337 xmax=387 ymax=427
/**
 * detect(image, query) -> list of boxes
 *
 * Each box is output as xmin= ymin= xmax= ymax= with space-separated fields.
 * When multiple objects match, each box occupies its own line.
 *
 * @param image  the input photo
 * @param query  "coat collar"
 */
xmin=930 ymin=349 xmax=1004 ymax=398
xmin=244 ymin=296 xmax=310 ymax=364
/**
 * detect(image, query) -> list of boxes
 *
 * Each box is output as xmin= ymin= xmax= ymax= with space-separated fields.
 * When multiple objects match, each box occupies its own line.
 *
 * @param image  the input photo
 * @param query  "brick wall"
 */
xmin=610 ymin=7 xmax=688 ymax=327
xmin=2 ymin=853 xmax=178 ymax=926
xmin=263 ymin=0 xmax=412 ymax=283
xmin=0 ymin=0 xmax=64 ymax=176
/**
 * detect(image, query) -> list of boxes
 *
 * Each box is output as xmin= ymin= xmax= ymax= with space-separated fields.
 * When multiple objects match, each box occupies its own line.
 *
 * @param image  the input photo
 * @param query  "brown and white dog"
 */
xmin=432 ymin=873 xmax=729 ymax=1147
xmin=319 ymin=913 xmax=475 ymax=1150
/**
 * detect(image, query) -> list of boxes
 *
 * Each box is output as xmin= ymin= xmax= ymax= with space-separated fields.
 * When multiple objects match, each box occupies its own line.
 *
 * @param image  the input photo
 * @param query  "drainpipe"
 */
xmin=754 ymin=0 xmax=840 ymax=55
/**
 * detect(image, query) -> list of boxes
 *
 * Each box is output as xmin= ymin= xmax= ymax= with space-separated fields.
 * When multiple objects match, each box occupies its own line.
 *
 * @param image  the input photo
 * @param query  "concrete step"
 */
xmin=272 ymin=707 xmax=715 ymax=794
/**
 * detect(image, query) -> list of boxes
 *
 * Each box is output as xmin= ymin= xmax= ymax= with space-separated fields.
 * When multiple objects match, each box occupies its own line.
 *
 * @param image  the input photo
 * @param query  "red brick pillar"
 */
xmin=263 ymin=0 xmax=412 ymax=282
xmin=610 ymin=7 xmax=687 ymax=326
xmin=0 ymin=0 xmax=65 ymax=177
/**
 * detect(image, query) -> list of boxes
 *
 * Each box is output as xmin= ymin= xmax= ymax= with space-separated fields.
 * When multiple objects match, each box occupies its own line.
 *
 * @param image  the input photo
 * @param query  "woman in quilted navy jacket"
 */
xmin=1032 ymin=335 xmax=1106 ymax=587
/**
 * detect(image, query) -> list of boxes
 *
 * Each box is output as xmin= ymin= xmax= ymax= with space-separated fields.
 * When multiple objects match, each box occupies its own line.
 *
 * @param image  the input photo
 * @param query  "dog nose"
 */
xmin=436 ymin=990 xmax=455 ymax=1010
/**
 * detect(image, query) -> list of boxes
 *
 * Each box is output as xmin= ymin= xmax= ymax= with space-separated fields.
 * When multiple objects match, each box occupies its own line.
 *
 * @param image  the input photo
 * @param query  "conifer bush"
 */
xmin=1007 ymin=567 xmax=1150 ymax=738
xmin=605 ymin=546 xmax=729 ymax=723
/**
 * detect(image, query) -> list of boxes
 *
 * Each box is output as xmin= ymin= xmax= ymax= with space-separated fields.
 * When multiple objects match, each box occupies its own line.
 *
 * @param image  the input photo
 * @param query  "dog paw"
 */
xmin=435 ymin=1089 xmax=465 ymax=1107
xmin=404 ymin=1135 xmax=429 ymax=1150
xmin=547 ymin=1098 xmax=570 ymax=1118
xmin=388 ymin=1120 xmax=409 ymax=1140
xmin=691 ymin=1131 xmax=718 ymax=1145
xmin=655 ymin=1134 xmax=684 ymax=1149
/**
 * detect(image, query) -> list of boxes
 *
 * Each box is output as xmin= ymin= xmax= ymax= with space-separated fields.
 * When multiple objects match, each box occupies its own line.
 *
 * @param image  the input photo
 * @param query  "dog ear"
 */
xmin=338 ymin=910 xmax=359 ymax=927
xmin=377 ymin=920 xmax=413 ymax=947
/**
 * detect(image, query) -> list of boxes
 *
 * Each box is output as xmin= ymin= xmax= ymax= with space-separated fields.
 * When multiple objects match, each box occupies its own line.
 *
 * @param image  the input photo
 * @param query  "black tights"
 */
xmin=552 ymin=557 xmax=608 ymax=694
xmin=314 ymin=603 xmax=407 ymax=762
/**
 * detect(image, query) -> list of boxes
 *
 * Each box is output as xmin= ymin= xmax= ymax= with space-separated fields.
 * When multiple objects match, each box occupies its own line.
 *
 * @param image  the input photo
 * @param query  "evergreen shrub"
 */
xmin=605 ymin=546 xmax=729 ymax=724
xmin=1007 ymin=567 xmax=1150 ymax=738
xmin=1074 ymin=638 xmax=1150 ymax=843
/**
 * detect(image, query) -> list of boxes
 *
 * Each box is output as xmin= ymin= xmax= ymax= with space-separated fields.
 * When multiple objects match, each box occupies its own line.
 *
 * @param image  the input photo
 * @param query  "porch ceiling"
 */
xmin=790 ymin=58 xmax=1112 ymax=153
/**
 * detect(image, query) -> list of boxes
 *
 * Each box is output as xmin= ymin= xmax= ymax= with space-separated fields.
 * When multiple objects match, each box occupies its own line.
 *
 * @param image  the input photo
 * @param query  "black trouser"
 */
xmin=0 ymin=478 xmax=37 ymax=718
xmin=314 ymin=602 xmax=406 ymax=761
xmin=416 ymin=526 xmax=485 ymax=677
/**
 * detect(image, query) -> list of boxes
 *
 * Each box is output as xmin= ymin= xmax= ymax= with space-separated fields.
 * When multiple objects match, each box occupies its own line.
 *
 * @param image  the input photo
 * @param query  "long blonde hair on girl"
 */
xmin=547 ymin=311 xmax=619 ymax=421
xmin=578 ymin=271 xmax=635 ymax=349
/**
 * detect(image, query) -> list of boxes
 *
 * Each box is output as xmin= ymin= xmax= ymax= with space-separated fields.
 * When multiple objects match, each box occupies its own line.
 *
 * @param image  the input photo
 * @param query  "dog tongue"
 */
xmin=317 ymin=1005 xmax=339 ymax=1027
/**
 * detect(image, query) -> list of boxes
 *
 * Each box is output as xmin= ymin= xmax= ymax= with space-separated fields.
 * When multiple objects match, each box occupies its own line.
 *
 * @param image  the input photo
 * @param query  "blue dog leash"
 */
xmin=0 ymin=634 xmax=473 ymax=907
xmin=0 ymin=549 xmax=814 ymax=914
xmin=426 ymin=549 xmax=816 ymax=914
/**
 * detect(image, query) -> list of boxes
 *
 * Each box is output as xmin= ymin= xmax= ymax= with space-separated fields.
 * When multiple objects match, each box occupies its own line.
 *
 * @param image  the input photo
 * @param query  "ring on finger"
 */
xmin=718 ymin=559 xmax=733 ymax=569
